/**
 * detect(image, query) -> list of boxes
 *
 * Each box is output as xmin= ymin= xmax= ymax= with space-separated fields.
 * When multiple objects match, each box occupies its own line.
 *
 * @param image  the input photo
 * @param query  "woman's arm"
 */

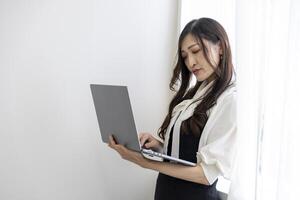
xmin=144 ymin=158 xmax=210 ymax=185
xmin=108 ymin=136 xmax=210 ymax=185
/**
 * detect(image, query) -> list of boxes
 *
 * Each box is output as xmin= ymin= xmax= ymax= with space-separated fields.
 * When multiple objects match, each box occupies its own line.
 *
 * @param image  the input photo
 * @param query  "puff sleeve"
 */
xmin=196 ymin=90 xmax=237 ymax=185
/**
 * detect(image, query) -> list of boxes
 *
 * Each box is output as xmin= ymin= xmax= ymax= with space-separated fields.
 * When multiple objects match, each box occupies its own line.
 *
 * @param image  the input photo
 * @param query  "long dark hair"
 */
xmin=158 ymin=17 xmax=234 ymax=140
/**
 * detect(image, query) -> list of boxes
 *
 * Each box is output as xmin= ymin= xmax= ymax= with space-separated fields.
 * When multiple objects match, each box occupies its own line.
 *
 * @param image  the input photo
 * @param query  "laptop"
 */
xmin=90 ymin=84 xmax=196 ymax=167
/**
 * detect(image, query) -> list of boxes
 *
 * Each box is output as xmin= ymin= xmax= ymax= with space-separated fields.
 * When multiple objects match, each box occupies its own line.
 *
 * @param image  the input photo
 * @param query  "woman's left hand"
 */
xmin=108 ymin=135 xmax=149 ymax=168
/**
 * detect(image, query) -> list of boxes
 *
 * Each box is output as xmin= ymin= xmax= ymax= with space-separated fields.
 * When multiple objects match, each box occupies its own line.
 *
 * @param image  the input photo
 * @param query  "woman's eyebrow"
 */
xmin=181 ymin=43 xmax=200 ymax=52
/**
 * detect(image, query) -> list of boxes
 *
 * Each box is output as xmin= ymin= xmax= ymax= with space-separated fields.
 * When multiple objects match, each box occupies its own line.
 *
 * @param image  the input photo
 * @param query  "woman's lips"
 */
xmin=193 ymin=69 xmax=201 ymax=75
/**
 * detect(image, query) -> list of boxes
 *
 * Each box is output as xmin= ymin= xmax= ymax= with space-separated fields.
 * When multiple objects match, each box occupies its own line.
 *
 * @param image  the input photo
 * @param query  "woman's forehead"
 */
xmin=181 ymin=34 xmax=208 ymax=50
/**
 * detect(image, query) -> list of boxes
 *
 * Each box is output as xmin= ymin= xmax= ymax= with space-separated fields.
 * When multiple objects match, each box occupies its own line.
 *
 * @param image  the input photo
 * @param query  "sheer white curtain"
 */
xmin=236 ymin=0 xmax=300 ymax=199
xmin=243 ymin=0 xmax=300 ymax=199
xmin=180 ymin=0 xmax=300 ymax=199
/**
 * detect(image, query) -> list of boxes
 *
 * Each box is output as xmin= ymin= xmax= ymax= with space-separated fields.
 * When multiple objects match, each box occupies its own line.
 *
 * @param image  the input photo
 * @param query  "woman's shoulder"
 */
xmin=217 ymin=82 xmax=237 ymax=104
xmin=206 ymin=82 xmax=236 ymax=116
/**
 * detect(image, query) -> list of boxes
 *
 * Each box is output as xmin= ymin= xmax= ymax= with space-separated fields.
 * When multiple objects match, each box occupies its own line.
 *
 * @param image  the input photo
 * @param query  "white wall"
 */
xmin=0 ymin=0 xmax=179 ymax=199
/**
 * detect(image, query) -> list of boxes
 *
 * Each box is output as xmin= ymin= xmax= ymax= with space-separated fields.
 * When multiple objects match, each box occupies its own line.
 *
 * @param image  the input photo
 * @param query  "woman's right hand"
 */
xmin=139 ymin=132 xmax=163 ymax=150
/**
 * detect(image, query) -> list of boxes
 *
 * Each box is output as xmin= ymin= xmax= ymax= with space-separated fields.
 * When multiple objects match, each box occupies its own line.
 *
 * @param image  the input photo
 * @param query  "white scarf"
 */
xmin=163 ymin=80 xmax=215 ymax=158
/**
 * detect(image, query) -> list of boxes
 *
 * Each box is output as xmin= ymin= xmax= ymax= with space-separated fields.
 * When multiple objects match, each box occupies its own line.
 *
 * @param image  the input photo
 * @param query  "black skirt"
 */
xmin=154 ymin=173 xmax=221 ymax=200
xmin=154 ymin=126 xmax=221 ymax=200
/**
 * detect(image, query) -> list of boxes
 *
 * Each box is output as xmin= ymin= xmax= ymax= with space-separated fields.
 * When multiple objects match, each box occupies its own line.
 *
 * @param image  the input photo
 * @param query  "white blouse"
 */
xmin=162 ymin=81 xmax=237 ymax=185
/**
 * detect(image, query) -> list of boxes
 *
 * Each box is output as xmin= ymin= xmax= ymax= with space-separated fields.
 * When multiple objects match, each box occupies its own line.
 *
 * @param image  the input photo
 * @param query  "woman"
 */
xmin=108 ymin=17 xmax=236 ymax=200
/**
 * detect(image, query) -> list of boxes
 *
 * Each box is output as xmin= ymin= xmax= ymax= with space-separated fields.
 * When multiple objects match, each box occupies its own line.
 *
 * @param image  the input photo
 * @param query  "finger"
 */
xmin=108 ymin=137 xmax=113 ymax=147
xmin=108 ymin=136 xmax=113 ymax=147
xmin=140 ymin=137 xmax=149 ymax=147
xmin=138 ymin=132 xmax=146 ymax=141
xmin=138 ymin=132 xmax=145 ymax=137
xmin=109 ymin=135 xmax=116 ymax=145
xmin=140 ymin=134 xmax=150 ymax=146
xmin=108 ymin=135 xmax=119 ymax=150
xmin=144 ymin=140 xmax=156 ymax=148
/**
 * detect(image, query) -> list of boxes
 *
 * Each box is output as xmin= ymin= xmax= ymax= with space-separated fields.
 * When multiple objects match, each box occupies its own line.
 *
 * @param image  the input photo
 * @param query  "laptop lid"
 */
xmin=90 ymin=84 xmax=141 ymax=152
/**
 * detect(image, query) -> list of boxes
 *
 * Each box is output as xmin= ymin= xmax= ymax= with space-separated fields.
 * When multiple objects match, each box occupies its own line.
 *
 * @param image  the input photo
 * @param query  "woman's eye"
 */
xmin=192 ymin=49 xmax=200 ymax=54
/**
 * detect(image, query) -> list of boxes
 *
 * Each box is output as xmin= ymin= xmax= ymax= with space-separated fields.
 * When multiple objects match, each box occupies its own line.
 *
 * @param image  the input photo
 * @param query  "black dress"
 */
xmin=154 ymin=127 xmax=221 ymax=200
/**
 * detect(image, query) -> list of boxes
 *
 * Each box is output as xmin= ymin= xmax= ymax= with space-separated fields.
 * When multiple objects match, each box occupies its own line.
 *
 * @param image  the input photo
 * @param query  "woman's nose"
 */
xmin=187 ymin=56 xmax=197 ymax=68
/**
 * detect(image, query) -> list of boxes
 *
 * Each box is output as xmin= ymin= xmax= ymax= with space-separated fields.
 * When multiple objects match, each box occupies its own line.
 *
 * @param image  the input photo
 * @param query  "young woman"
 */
xmin=108 ymin=17 xmax=237 ymax=200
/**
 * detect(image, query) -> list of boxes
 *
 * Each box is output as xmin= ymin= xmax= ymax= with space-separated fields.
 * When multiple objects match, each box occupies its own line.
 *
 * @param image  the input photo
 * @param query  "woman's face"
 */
xmin=180 ymin=33 xmax=222 ymax=82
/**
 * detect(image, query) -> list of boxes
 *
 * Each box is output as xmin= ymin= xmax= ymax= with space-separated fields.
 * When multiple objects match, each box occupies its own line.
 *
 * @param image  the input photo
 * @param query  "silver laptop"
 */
xmin=90 ymin=84 xmax=196 ymax=167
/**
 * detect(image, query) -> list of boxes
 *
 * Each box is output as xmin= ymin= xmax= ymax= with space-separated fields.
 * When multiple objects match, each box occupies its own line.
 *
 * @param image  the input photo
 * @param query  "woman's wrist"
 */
xmin=141 ymin=158 xmax=156 ymax=170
